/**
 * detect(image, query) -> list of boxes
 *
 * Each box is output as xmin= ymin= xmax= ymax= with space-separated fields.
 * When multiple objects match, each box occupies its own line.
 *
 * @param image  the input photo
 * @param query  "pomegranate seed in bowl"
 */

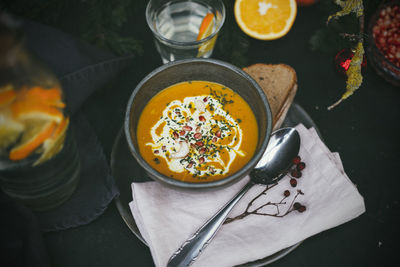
xmin=367 ymin=1 xmax=400 ymax=86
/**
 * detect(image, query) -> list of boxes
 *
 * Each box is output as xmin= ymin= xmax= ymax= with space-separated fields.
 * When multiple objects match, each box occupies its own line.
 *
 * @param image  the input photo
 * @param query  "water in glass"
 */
xmin=151 ymin=1 xmax=219 ymax=63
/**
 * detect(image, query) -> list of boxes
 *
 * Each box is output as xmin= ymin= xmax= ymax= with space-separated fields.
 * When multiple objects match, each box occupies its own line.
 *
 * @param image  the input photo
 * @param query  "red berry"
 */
xmin=284 ymin=190 xmax=290 ymax=197
xmin=293 ymin=202 xmax=301 ymax=210
xmin=297 ymin=206 xmax=306 ymax=213
xmin=291 ymin=169 xmax=302 ymax=178
xmin=292 ymin=155 xmax=301 ymax=165
xmin=290 ymin=178 xmax=297 ymax=187
xmin=297 ymin=162 xmax=306 ymax=171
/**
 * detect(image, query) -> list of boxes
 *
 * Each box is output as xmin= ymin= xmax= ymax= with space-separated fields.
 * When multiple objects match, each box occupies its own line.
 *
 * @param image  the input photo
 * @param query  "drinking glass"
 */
xmin=146 ymin=0 xmax=225 ymax=64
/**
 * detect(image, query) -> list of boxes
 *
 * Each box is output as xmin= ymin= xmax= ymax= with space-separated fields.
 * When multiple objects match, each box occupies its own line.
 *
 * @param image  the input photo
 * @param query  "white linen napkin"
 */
xmin=129 ymin=124 xmax=365 ymax=267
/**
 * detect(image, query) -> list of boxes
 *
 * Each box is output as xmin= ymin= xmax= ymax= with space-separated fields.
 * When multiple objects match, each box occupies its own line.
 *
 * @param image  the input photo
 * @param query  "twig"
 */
xmin=224 ymin=187 xmax=305 ymax=224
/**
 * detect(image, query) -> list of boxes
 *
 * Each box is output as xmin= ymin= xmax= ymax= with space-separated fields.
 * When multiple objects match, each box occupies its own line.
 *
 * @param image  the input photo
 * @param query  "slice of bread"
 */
xmin=243 ymin=63 xmax=297 ymax=130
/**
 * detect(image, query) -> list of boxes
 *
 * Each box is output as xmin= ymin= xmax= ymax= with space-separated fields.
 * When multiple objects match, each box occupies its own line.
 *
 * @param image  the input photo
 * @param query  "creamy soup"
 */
xmin=136 ymin=81 xmax=258 ymax=183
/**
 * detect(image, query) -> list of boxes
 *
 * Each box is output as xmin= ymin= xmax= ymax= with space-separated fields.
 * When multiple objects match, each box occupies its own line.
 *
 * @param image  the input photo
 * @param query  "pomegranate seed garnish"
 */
xmin=183 ymin=125 xmax=192 ymax=131
xmin=199 ymin=115 xmax=206 ymax=122
xmin=187 ymin=162 xmax=194 ymax=168
xmin=209 ymin=167 xmax=215 ymax=174
xmin=194 ymin=132 xmax=202 ymax=139
xmin=196 ymin=141 xmax=204 ymax=147
xmin=199 ymin=157 xmax=205 ymax=164
xmin=212 ymin=137 xmax=217 ymax=142
xmin=173 ymin=132 xmax=179 ymax=139
xmin=199 ymin=148 xmax=206 ymax=154
xmin=179 ymin=130 xmax=186 ymax=136
xmin=196 ymin=126 xmax=201 ymax=132
xmin=290 ymin=178 xmax=297 ymax=187
xmin=154 ymin=150 xmax=159 ymax=154
xmin=215 ymin=130 xmax=221 ymax=137
xmin=203 ymin=97 xmax=208 ymax=102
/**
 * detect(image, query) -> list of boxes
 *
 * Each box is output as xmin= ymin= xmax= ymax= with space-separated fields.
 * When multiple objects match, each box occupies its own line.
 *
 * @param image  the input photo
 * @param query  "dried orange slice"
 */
xmin=18 ymin=86 xmax=65 ymax=108
xmin=11 ymin=101 xmax=64 ymax=123
xmin=9 ymin=119 xmax=57 ymax=161
xmin=197 ymin=13 xmax=217 ymax=57
xmin=234 ymin=0 xmax=297 ymax=40
xmin=34 ymin=116 xmax=70 ymax=166
xmin=0 ymin=84 xmax=17 ymax=107
xmin=0 ymin=113 xmax=24 ymax=149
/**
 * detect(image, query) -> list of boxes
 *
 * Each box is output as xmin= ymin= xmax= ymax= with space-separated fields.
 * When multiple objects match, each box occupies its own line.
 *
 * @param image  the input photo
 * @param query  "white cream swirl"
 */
xmin=146 ymin=95 xmax=244 ymax=177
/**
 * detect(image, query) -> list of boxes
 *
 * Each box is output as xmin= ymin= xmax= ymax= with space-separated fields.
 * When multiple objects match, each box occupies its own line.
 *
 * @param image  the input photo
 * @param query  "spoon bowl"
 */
xmin=251 ymin=127 xmax=301 ymax=185
xmin=167 ymin=127 xmax=301 ymax=267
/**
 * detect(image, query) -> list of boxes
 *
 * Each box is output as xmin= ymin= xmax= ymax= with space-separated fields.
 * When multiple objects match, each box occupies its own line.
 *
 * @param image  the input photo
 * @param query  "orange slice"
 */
xmin=234 ymin=0 xmax=297 ymax=40
xmin=0 ymin=113 xmax=25 ymax=149
xmin=0 ymin=84 xmax=16 ymax=107
xmin=18 ymin=86 xmax=65 ymax=108
xmin=11 ymin=101 xmax=64 ymax=123
xmin=197 ymin=13 xmax=215 ymax=40
xmin=53 ymin=116 xmax=69 ymax=138
xmin=197 ymin=13 xmax=217 ymax=57
xmin=33 ymin=116 xmax=70 ymax=166
xmin=9 ymin=120 xmax=56 ymax=161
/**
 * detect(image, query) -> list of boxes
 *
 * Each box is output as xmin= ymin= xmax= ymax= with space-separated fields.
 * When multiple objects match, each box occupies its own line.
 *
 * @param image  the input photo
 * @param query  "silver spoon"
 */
xmin=167 ymin=127 xmax=301 ymax=267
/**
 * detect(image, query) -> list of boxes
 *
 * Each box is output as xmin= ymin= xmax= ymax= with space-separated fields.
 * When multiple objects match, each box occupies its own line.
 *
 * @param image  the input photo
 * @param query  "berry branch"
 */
xmin=224 ymin=156 xmax=307 ymax=225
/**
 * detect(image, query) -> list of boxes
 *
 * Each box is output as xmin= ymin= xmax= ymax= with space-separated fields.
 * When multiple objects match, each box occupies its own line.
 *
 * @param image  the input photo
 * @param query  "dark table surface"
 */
xmin=18 ymin=1 xmax=399 ymax=267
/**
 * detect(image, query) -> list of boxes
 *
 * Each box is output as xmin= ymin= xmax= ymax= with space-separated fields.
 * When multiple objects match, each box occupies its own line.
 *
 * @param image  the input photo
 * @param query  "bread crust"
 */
xmin=243 ymin=63 xmax=297 ymax=129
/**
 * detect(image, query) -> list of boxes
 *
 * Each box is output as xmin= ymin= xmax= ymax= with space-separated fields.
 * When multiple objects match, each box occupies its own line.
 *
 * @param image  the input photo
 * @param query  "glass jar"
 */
xmin=0 ymin=14 xmax=80 ymax=211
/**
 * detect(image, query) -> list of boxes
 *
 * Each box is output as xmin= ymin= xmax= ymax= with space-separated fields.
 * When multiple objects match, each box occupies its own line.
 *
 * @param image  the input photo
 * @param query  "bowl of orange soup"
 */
xmin=125 ymin=59 xmax=272 ymax=188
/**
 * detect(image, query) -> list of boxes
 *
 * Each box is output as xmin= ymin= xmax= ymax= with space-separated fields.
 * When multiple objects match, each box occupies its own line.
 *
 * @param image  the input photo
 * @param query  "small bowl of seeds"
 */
xmin=366 ymin=0 xmax=400 ymax=87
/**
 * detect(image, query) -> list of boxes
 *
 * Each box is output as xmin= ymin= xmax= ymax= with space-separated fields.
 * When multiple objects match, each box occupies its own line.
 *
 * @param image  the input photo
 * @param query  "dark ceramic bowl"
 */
xmin=125 ymin=58 xmax=272 ymax=188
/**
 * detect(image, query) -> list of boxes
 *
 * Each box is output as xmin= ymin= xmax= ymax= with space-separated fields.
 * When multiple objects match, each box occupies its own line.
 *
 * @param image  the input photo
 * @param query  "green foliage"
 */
xmin=1 ymin=0 xmax=144 ymax=57
xmin=78 ymin=0 xmax=143 ymax=56
xmin=321 ymin=0 xmax=371 ymax=110
xmin=0 ymin=0 xmax=252 ymax=63
xmin=309 ymin=0 xmax=380 ymax=54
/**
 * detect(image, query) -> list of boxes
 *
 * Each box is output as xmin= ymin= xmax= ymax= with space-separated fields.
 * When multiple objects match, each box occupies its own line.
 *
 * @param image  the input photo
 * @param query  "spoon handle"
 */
xmin=167 ymin=181 xmax=254 ymax=267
